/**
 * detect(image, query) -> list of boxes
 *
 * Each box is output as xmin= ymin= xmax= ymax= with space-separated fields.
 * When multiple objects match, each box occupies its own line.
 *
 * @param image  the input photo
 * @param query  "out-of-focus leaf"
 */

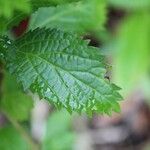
xmin=112 ymin=12 xmax=150 ymax=96
xmin=0 ymin=19 xmax=6 ymax=34
xmin=29 ymin=0 xmax=107 ymax=33
xmin=108 ymin=0 xmax=150 ymax=10
xmin=0 ymin=126 xmax=27 ymax=150
xmin=0 ymin=0 xmax=30 ymax=18
xmin=0 ymin=73 xmax=33 ymax=121
xmin=140 ymin=75 xmax=150 ymax=100
xmin=0 ymin=0 xmax=81 ymax=35
xmin=31 ymin=0 xmax=79 ymax=8
xmin=42 ymin=111 xmax=75 ymax=150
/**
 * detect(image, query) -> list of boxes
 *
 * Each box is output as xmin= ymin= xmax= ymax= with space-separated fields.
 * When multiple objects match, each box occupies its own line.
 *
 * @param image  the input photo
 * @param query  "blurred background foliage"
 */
xmin=42 ymin=111 xmax=75 ymax=150
xmin=0 ymin=0 xmax=150 ymax=150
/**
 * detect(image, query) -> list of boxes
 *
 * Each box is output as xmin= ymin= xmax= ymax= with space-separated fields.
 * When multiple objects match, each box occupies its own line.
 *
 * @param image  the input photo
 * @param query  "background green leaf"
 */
xmin=42 ymin=111 xmax=75 ymax=150
xmin=0 ymin=73 xmax=33 ymax=121
xmin=0 ymin=0 xmax=80 ymax=35
xmin=108 ymin=0 xmax=150 ymax=10
xmin=0 ymin=0 xmax=30 ymax=18
xmin=31 ymin=0 xmax=79 ymax=7
xmin=29 ymin=0 xmax=107 ymax=33
xmin=0 ymin=126 xmax=28 ymax=150
xmin=112 ymin=12 xmax=150 ymax=96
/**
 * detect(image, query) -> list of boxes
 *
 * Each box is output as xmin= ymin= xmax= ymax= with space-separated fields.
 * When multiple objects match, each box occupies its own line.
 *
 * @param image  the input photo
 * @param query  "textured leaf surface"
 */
xmin=42 ymin=110 xmax=75 ymax=150
xmin=0 ymin=73 xmax=33 ymax=121
xmin=0 ymin=126 xmax=27 ymax=150
xmin=29 ymin=0 xmax=106 ymax=33
xmin=5 ymin=28 xmax=121 ymax=115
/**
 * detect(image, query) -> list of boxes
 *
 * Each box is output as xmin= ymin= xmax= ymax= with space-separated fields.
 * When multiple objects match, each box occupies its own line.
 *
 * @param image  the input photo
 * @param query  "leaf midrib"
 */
xmin=16 ymin=49 xmax=106 ymax=99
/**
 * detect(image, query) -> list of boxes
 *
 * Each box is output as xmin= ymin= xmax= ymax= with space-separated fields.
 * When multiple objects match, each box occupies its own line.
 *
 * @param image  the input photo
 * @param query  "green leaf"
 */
xmin=42 ymin=110 xmax=75 ymax=150
xmin=108 ymin=0 xmax=150 ymax=10
xmin=112 ymin=12 xmax=150 ymax=96
xmin=31 ymin=0 xmax=79 ymax=8
xmin=29 ymin=0 xmax=106 ymax=33
xmin=0 ymin=0 xmax=53 ymax=34
xmin=0 ymin=0 xmax=31 ymax=18
xmin=0 ymin=73 xmax=33 ymax=121
xmin=0 ymin=0 xmax=30 ymax=34
xmin=4 ymin=28 xmax=122 ymax=115
xmin=0 ymin=0 xmax=80 ymax=34
xmin=0 ymin=126 xmax=27 ymax=150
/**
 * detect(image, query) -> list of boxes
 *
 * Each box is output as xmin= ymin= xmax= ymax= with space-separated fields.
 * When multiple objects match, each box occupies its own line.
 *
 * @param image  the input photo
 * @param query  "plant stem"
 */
xmin=3 ymin=111 xmax=39 ymax=150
